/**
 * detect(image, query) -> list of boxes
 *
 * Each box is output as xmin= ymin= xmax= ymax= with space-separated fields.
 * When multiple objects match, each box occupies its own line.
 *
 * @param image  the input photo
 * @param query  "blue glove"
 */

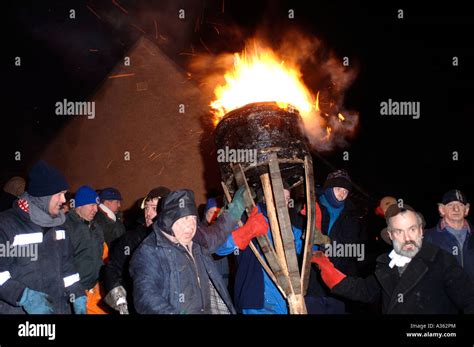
xmin=73 ymin=296 xmax=87 ymax=314
xmin=227 ymin=186 xmax=247 ymax=222
xmin=18 ymin=288 xmax=54 ymax=314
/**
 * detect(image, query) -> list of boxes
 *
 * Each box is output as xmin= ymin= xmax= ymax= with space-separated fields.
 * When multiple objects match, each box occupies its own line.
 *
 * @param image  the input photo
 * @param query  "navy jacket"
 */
xmin=424 ymin=220 xmax=474 ymax=282
xmin=0 ymin=204 xmax=84 ymax=314
xmin=130 ymin=212 xmax=237 ymax=314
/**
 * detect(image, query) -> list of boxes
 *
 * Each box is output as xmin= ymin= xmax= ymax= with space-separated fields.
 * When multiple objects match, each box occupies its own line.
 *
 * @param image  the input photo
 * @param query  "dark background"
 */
xmin=3 ymin=0 xmax=473 ymax=227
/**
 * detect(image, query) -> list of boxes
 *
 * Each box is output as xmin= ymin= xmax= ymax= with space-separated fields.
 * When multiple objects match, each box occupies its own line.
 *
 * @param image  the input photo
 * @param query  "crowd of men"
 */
xmin=0 ymin=161 xmax=472 ymax=314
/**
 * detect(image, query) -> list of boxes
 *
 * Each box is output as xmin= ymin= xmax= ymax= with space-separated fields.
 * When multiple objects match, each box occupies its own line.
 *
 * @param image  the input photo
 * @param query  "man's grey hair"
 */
xmin=386 ymin=207 xmax=424 ymax=232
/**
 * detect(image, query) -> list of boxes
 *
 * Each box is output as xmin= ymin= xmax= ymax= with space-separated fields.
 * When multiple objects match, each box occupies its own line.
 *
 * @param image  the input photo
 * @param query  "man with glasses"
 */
xmin=310 ymin=204 xmax=474 ymax=313
xmin=425 ymin=190 xmax=473 ymax=281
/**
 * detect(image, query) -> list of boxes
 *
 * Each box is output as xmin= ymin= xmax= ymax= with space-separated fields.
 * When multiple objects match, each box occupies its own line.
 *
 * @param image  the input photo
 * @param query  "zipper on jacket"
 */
xmin=180 ymin=244 xmax=205 ymax=312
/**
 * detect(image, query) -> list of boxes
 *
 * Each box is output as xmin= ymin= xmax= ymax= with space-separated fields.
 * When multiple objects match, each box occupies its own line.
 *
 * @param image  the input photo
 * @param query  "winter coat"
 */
xmin=130 ymin=212 xmax=237 ymax=314
xmin=63 ymin=210 xmax=105 ymax=290
xmin=307 ymin=198 xmax=361 ymax=298
xmin=103 ymin=223 xmax=151 ymax=311
xmin=216 ymin=204 xmax=302 ymax=313
xmin=331 ymin=241 xmax=474 ymax=314
xmin=0 ymin=203 xmax=84 ymax=313
xmin=424 ymin=220 xmax=474 ymax=282
xmin=94 ymin=208 xmax=126 ymax=247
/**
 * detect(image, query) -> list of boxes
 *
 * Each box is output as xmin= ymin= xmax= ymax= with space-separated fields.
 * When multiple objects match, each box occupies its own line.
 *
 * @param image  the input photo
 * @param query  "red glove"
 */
xmin=232 ymin=207 xmax=268 ymax=250
xmin=311 ymin=251 xmax=347 ymax=289
xmin=300 ymin=204 xmax=307 ymax=216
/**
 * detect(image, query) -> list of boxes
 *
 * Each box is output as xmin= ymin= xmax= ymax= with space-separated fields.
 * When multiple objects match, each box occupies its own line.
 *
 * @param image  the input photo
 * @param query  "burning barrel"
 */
xmin=209 ymin=41 xmax=332 ymax=314
xmin=214 ymin=101 xmax=318 ymax=314
xmin=215 ymin=102 xmax=310 ymax=194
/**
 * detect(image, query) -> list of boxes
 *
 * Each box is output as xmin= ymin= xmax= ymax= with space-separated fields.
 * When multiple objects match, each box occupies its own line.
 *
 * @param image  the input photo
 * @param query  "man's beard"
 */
xmin=393 ymin=236 xmax=423 ymax=258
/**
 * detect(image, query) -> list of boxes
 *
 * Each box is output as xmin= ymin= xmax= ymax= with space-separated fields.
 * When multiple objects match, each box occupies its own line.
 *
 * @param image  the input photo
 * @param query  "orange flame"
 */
xmin=325 ymin=126 xmax=332 ymax=141
xmin=210 ymin=42 xmax=316 ymax=124
xmin=338 ymin=113 xmax=345 ymax=122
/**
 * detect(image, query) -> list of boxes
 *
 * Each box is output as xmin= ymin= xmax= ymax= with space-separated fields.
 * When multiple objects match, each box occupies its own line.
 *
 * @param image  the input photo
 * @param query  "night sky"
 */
xmin=4 ymin=0 xmax=474 ymax=226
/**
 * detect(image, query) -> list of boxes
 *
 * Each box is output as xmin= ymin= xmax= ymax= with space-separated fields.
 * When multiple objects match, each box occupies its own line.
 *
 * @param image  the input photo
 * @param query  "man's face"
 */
xmin=49 ymin=191 xmax=67 ymax=216
xmin=439 ymin=202 xmax=470 ymax=225
xmin=76 ymin=203 xmax=98 ymax=222
xmin=388 ymin=211 xmax=423 ymax=258
xmin=333 ymin=187 xmax=349 ymax=202
xmin=144 ymin=198 xmax=159 ymax=227
xmin=171 ymin=215 xmax=197 ymax=246
xmin=205 ymin=207 xmax=220 ymax=224
xmin=104 ymin=199 xmax=121 ymax=214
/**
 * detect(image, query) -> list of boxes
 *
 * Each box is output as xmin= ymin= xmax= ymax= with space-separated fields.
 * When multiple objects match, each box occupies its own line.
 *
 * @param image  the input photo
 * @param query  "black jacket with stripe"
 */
xmin=0 ymin=203 xmax=84 ymax=314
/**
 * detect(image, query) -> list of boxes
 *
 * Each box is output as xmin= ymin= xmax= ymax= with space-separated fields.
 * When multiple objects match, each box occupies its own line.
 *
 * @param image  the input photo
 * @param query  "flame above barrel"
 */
xmin=210 ymin=40 xmax=317 ymax=125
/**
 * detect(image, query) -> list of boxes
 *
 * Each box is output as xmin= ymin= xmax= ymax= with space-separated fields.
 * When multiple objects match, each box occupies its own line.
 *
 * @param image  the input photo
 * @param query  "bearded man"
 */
xmin=311 ymin=204 xmax=474 ymax=314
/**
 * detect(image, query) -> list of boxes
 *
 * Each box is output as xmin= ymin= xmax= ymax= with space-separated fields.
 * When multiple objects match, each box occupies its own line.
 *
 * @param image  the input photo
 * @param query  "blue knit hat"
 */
xmin=99 ymin=187 xmax=122 ymax=201
xmin=205 ymin=198 xmax=218 ymax=212
xmin=27 ymin=160 xmax=69 ymax=197
xmin=75 ymin=186 xmax=99 ymax=208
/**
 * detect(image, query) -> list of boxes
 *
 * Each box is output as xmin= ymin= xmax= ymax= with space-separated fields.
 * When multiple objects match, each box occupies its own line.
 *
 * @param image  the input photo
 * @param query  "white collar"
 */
xmin=99 ymin=203 xmax=116 ymax=222
xmin=388 ymin=250 xmax=412 ymax=269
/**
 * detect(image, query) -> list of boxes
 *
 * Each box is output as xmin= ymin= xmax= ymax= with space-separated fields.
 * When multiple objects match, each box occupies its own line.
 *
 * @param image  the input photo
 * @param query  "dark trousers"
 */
xmin=305 ymin=296 xmax=346 ymax=314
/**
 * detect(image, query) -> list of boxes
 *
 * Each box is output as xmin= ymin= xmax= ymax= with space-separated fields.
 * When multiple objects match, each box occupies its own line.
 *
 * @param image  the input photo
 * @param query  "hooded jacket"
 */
xmin=130 ymin=190 xmax=237 ymax=314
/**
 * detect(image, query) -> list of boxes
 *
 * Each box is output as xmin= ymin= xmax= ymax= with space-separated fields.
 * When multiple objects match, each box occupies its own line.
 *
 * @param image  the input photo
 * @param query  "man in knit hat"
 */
xmin=305 ymin=169 xmax=363 ymax=314
xmin=95 ymin=187 xmax=126 ymax=247
xmin=64 ymin=185 xmax=108 ymax=314
xmin=425 ymin=189 xmax=473 ymax=282
xmin=0 ymin=160 xmax=86 ymax=314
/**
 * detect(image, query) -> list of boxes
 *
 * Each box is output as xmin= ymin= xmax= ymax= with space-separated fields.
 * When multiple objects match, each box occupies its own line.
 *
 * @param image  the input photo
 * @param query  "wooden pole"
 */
xmin=268 ymin=154 xmax=306 ymax=314
xmin=260 ymin=173 xmax=289 ymax=278
xmin=301 ymin=155 xmax=316 ymax=295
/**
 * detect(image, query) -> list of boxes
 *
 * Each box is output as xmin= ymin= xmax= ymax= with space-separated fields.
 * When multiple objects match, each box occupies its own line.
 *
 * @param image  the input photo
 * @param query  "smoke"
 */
xmin=189 ymin=29 xmax=359 ymax=152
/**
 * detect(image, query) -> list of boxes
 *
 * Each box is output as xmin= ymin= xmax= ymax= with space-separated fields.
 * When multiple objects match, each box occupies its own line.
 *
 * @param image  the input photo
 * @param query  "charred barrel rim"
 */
xmin=218 ymin=101 xmax=300 ymax=123
xmin=215 ymin=102 xmax=310 ymax=192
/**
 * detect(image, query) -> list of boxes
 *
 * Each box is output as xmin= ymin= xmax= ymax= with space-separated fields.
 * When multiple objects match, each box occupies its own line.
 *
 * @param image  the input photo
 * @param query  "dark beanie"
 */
xmin=27 ymin=160 xmax=69 ymax=197
xmin=156 ymin=189 xmax=198 ymax=234
xmin=323 ymin=169 xmax=352 ymax=192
